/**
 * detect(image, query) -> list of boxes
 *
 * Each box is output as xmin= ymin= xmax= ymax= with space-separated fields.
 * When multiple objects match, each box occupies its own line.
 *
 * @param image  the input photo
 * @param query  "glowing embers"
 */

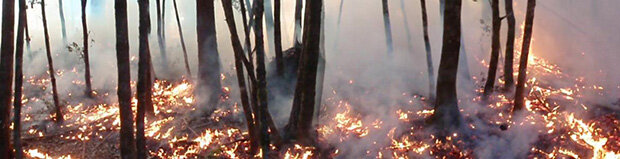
xmin=318 ymin=101 xmax=373 ymax=140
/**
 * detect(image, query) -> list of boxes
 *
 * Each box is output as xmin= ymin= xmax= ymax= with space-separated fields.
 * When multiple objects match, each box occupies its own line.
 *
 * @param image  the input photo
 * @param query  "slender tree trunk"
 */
xmin=514 ymin=0 xmax=536 ymax=111
xmin=293 ymin=0 xmax=322 ymax=143
xmin=253 ymin=0 xmax=272 ymax=154
xmin=503 ymin=0 xmax=516 ymax=90
xmin=58 ymin=0 xmax=67 ymax=44
xmin=381 ymin=0 xmax=394 ymax=55
xmin=332 ymin=0 xmax=344 ymax=51
xmin=274 ymin=0 xmax=284 ymax=76
xmin=196 ymin=0 xmax=222 ymax=113
xmin=41 ymin=0 xmax=64 ymax=123
xmin=420 ymin=0 xmax=435 ymax=100
xmin=264 ymin=0 xmax=275 ymax=62
xmin=173 ymin=0 xmax=191 ymax=76
xmin=0 ymin=0 xmax=15 ymax=156
xmin=136 ymin=0 xmax=153 ymax=158
xmin=12 ymin=0 xmax=27 ymax=158
xmin=221 ymin=0 xmax=259 ymax=153
xmin=293 ymin=0 xmax=303 ymax=48
xmin=157 ymin=0 xmax=168 ymax=70
xmin=483 ymin=0 xmax=501 ymax=99
xmin=25 ymin=14 xmax=31 ymax=54
xmin=239 ymin=0 xmax=253 ymax=55
xmin=82 ymin=0 xmax=93 ymax=97
xmin=115 ymin=0 xmax=137 ymax=158
xmin=399 ymin=0 xmax=413 ymax=54
xmin=431 ymin=0 xmax=462 ymax=130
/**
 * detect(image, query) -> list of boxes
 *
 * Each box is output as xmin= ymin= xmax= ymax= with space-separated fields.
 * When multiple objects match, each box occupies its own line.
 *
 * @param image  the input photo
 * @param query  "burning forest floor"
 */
xmin=13 ymin=53 xmax=620 ymax=159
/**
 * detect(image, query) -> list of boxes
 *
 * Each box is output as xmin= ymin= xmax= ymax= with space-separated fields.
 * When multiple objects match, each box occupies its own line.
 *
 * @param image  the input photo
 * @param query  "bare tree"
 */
xmin=173 ymin=0 xmax=191 ymax=76
xmin=239 ymin=0 xmax=252 ymax=55
xmin=483 ymin=0 xmax=501 ymax=99
xmin=274 ymin=0 xmax=284 ymax=76
xmin=82 ymin=0 xmax=94 ymax=97
xmin=293 ymin=0 xmax=303 ymax=53
xmin=156 ymin=0 xmax=168 ymax=69
xmin=420 ymin=0 xmax=435 ymax=100
xmin=136 ymin=0 xmax=153 ymax=158
xmin=514 ymin=0 xmax=536 ymax=111
xmin=381 ymin=0 xmax=394 ymax=55
xmin=58 ymin=0 xmax=67 ymax=43
xmin=431 ymin=0 xmax=462 ymax=130
xmin=41 ymin=0 xmax=63 ymax=123
xmin=503 ymin=0 xmax=516 ymax=90
xmin=196 ymin=0 xmax=222 ymax=114
xmin=115 ymin=0 xmax=137 ymax=157
xmin=13 ymin=0 xmax=28 ymax=157
xmin=0 ymin=0 xmax=15 ymax=156
xmin=253 ymin=0 xmax=273 ymax=155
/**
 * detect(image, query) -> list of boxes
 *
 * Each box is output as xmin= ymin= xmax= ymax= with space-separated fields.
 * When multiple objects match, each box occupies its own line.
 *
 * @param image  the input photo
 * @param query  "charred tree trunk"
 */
xmin=136 ymin=0 xmax=153 ymax=158
xmin=420 ymin=0 xmax=435 ymax=100
xmin=156 ymin=0 xmax=168 ymax=70
xmin=58 ymin=0 xmax=67 ymax=44
xmin=431 ymin=0 xmax=462 ymax=130
xmin=41 ymin=0 xmax=63 ymax=123
xmin=381 ymin=0 xmax=394 ymax=55
xmin=239 ymin=0 xmax=252 ymax=54
xmin=292 ymin=0 xmax=322 ymax=143
xmin=253 ymin=0 xmax=274 ymax=154
xmin=82 ymin=0 xmax=93 ymax=97
xmin=0 ymin=0 xmax=15 ymax=156
xmin=274 ymin=0 xmax=284 ymax=76
xmin=12 ymin=0 xmax=27 ymax=157
xmin=173 ymin=0 xmax=191 ymax=76
xmin=503 ymin=0 xmax=516 ymax=90
xmin=221 ymin=0 xmax=259 ymax=153
xmin=196 ymin=0 xmax=222 ymax=114
xmin=293 ymin=0 xmax=303 ymax=49
xmin=115 ymin=0 xmax=137 ymax=158
xmin=514 ymin=0 xmax=536 ymax=111
xmin=483 ymin=0 xmax=501 ymax=99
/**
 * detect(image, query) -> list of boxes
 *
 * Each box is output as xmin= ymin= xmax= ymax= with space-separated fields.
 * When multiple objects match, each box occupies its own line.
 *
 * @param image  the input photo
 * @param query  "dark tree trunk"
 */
xmin=156 ymin=0 xmax=168 ymax=70
xmin=503 ymin=0 xmax=516 ymax=90
xmin=420 ymin=0 xmax=435 ymax=100
xmin=514 ymin=0 xmax=536 ymax=111
xmin=196 ymin=0 xmax=222 ymax=113
xmin=483 ymin=0 xmax=501 ymax=99
xmin=173 ymin=0 xmax=191 ymax=76
xmin=293 ymin=0 xmax=303 ymax=48
xmin=13 ymin=0 xmax=27 ymax=158
xmin=221 ymin=0 xmax=259 ymax=153
xmin=381 ymin=0 xmax=394 ymax=55
xmin=0 ymin=0 xmax=15 ymax=156
xmin=82 ymin=0 xmax=93 ymax=97
xmin=292 ymin=0 xmax=322 ymax=143
xmin=431 ymin=0 xmax=462 ymax=130
xmin=41 ymin=0 xmax=63 ymax=123
xmin=239 ymin=0 xmax=252 ymax=54
xmin=274 ymin=0 xmax=284 ymax=76
xmin=136 ymin=0 xmax=153 ymax=158
xmin=58 ymin=0 xmax=67 ymax=44
xmin=115 ymin=0 xmax=137 ymax=158
xmin=253 ymin=0 xmax=273 ymax=154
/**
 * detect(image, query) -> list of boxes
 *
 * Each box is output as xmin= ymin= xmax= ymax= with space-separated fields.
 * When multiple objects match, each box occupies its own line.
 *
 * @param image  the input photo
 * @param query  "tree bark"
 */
xmin=173 ymin=0 xmax=191 ymax=76
xmin=82 ymin=0 xmax=94 ymax=97
xmin=381 ymin=0 xmax=394 ymax=55
xmin=274 ymin=0 xmax=284 ymax=76
xmin=136 ymin=0 xmax=153 ymax=158
xmin=41 ymin=0 xmax=64 ymax=123
xmin=514 ymin=0 xmax=536 ymax=111
xmin=483 ymin=0 xmax=501 ymax=99
xmin=197 ymin=0 xmax=222 ymax=114
xmin=253 ymin=0 xmax=273 ymax=154
xmin=503 ymin=0 xmax=516 ymax=90
xmin=431 ymin=0 xmax=462 ymax=130
xmin=420 ymin=0 xmax=435 ymax=100
xmin=221 ymin=0 xmax=259 ymax=153
xmin=13 ymin=0 xmax=27 ymax=158
xmin=115 ymin=0 xmax=137 ymax=158
xmin=58 ymin=0 xmax=67 ymax=44
xmin=0 ymin=0 xmax=15 ymax=156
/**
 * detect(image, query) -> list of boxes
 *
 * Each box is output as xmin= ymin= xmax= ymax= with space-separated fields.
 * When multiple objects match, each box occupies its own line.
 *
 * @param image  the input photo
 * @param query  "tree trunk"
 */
xmin=196 ymin=0 xmax=222 ymax=114
xmin=41 ymin=0 xmax=64 ymax=123
xmin=115 ymin=0 xmax=137 ymax=158
xmin=156 ymin=0 xmax=168 ymax=70
xmin=399 ymin=0 xmax=413 ymax=54
xmin=431 ymin=0 xmax=462 ymax=130
xmin=0 ymin=0 xmax=15 ymax=156
xmin=381 ymin=0 xmax=394 ymax=55
xmin=173 ymin=0 xmax=191 ymax=76
xmin=221 ymin=0 xmax=259 ymax=153
xmin=503 ymin=0 xmax=516 ymax=90
xmin=274 ymin=0 xmax=284 ymax=76
xmin=136 ymin=0 xmax=153 ymax=158
xmin=82 ymin=0 xmax=93 ymax=97
xmin=293 ymin=0 xmax=322 ymax=143
xmin=239 ymin=0 xmax=252 ymax=55
xmin=253 ymin=0 xmax=273 ymax=154
xmin=293 ymin=0 xmax=303 ymax=48
xmin=12 ymin=0 xmax=27 ymax=158
xmin=420 ymin=0 xmax=435 ymax=100
xmin=58 ymin=0 xmax=67 ymax=44
xmin=514 ymin=0 xmax=536 ymax=111
xmin=483 ymin=0 xmax=501 ymax=99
